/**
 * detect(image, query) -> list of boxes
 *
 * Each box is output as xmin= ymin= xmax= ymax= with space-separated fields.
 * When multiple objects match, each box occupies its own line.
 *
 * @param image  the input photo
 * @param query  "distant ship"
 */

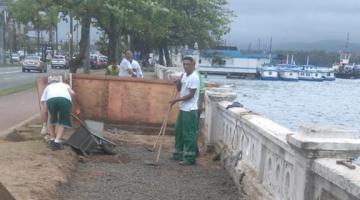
xmin=332 ymin=52 xmax=360 ymax=79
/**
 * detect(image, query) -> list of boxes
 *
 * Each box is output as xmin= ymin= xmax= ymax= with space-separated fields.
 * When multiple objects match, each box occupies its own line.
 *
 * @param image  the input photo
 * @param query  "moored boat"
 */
xmin=333 ymin=52 xmax=360 ymax=79
xmin=259 ymin=65 xmax=279 ymax=80
xmin=298 ymin=65 xmax=324 ymax=81
xmin=277 ymin=64 xmax=299 ymax=81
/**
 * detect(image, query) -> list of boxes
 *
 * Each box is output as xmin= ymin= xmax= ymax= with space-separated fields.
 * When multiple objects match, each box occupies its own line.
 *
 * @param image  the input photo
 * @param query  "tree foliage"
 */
xmin=6 ymin=0 xmax=234 ymax=69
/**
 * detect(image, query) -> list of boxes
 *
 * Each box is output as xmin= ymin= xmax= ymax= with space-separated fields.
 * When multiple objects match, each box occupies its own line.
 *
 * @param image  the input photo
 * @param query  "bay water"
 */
xmin=207 ymin=76 xmax=360 ymax=133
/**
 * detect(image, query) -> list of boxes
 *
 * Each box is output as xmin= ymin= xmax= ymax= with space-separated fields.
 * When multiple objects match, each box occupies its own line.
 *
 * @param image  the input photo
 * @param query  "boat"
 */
xmin=320 ymin=68 xmax=336 ymax=81
xmin=333 ymin=52 xmax=360 ymax=79
xmin=258 ymin=65 xmax=279 ymax=80
xmin=277 ymin=64 xmax=299 ymax=81
xmin=298 ymin=65 xmax=324 ymax=81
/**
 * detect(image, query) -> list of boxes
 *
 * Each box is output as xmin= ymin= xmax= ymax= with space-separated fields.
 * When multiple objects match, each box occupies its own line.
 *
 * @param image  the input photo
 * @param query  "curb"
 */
xmin=0 ymin=113 xmax=41 ymax=139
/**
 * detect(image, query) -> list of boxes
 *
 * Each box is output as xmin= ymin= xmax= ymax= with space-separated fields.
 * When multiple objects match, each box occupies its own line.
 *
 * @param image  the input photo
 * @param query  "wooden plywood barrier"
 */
xmin=0 ymin=182 xmax=16 ymax=200
xmin=37 ymin=74 xmax=178 ymax=126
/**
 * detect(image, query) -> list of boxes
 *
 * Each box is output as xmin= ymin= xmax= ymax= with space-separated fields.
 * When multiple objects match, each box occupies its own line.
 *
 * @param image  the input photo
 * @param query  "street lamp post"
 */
xmin=193 ymin=42 xmax=199 ymax=69
xmin=0 ymin=2 xmax=6 ymax=64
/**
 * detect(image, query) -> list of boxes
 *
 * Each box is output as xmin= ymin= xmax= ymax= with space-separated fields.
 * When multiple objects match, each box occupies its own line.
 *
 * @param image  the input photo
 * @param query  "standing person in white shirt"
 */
xmin=119 ymin=50 xmax=136 ymax=77
xmin=40 ymin=76 xmax=78 ymax=151
xmin=131 ymin=59 xmax=144 ymax=78
xmin=169 ymin=56 xmax=200 ymax=165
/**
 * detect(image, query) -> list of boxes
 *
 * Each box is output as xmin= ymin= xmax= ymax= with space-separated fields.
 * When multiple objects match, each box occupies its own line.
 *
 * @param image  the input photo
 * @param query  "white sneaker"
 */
xmin=40 ymin=123 xmax=47 ymax=135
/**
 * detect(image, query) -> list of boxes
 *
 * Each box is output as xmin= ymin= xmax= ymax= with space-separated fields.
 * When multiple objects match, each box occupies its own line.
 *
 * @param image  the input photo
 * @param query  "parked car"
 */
xmin=90 ymin=54 xmax=108 ymax=69
xmin=51 ymin=55 xmax=69 ymax=69
xmin=90 ymin=54 xmax=99 ymax=69
xmin=97 ymin=56 xmax=108 ymax=68
xmin=11 ymin=53 xmax=20 ymax=63
xmin=22 ymin=56 xmax=47 ymax=73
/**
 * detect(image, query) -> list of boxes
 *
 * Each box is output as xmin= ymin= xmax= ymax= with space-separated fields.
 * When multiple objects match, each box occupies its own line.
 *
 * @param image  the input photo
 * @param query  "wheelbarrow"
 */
xmin=67 ymin=114 xmax=116 ymax=156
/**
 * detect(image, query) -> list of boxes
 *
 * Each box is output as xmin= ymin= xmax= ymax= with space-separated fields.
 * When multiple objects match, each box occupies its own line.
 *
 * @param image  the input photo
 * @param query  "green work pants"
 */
xmin=173 ymin=110 xmax=199 ymax=164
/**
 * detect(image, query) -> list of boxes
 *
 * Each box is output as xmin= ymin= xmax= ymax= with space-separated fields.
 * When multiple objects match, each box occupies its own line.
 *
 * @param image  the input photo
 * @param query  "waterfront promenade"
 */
xmin=0 ymin=67 xmax=359 ymax=199
xmin=0 ymin=73 xmax=242 ymax=200
xmin=156 ymin=64 xmax=360 ymax=200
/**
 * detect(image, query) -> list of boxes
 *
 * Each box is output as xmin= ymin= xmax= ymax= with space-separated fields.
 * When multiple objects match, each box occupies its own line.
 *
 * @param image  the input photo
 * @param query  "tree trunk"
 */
xmin=108 ymin=14 xmax=117 ymax=63
xmin=48 ymin=25 xmax=53 ymax=45
xmin=12 ymin=21 xmax=17 ymax=52
xmin=69 ymin=15 xmax=74 ymax=58
xmin=69 ymin=16 xmax=90 ymax=73
xmin=164 ymin=43 xmax=172 ymax=67
xmin=158 ymin=46 xmax=164 ymax=66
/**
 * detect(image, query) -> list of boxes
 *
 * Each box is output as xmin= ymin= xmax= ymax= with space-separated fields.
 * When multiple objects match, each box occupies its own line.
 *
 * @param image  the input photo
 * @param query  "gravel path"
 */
xmin=56 ymin=144 xmax=240 ymax=200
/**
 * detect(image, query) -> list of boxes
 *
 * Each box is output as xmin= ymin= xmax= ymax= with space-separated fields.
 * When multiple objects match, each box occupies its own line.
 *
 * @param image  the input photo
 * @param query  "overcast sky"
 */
xmin=56 ymin=0 xmax=360 ymax=48
xmin=224 ymin=0 xmax=360 ymax=48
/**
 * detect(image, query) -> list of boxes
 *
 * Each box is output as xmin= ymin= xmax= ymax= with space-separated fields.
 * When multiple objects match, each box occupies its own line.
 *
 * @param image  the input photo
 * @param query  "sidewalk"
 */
xmin=0 ymin=88 xmax=39 ymax=133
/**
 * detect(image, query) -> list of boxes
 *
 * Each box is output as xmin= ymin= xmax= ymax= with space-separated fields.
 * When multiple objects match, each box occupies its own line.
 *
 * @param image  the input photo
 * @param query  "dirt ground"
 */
xmin=0 ymin=124 xmax=77 ymax=200
xmin=56 ymin=129 xmax=241 ymax=200
xmin=0 ymin=122 xmax=242 ymax=200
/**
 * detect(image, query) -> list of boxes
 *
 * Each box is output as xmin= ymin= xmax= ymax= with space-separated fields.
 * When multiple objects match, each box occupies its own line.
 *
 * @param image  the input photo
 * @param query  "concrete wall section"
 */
xmin=206 ymin=99 xmax=302 ymax=200
xmin=37 ymin=74 xmax=179 ymax=126
xmin=72 ymin=74 xmax=178 ymax=126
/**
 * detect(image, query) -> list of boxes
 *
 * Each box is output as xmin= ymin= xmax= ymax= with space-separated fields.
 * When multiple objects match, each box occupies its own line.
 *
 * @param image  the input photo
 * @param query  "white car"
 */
xmin=11 ymin=53 xmax=20 ymax=63
xmin=51 ymin=55 xmax=69 ymax=69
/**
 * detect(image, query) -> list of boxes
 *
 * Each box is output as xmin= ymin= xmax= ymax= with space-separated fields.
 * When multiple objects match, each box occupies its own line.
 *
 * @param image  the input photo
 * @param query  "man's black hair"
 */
xmin=182 ymin=56 xmax=194 ymax=62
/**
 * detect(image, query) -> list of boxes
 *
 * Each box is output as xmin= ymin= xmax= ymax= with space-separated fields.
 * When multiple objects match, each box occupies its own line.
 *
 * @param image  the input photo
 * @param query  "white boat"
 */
xmin=320 ymin=68 xmax=336 ymax=81
xmin=298 ymin=65 xmax=324 ymax=81
xmin=258 ymin=65 xmax=279 ymax=80
xmin=277 ymin=64 xmax=299 ymax=81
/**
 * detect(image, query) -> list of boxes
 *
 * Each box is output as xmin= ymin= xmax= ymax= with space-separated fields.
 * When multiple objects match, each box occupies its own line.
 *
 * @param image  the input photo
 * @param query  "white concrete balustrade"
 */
xmin=205 ymin=89 xmax=360 ymax=200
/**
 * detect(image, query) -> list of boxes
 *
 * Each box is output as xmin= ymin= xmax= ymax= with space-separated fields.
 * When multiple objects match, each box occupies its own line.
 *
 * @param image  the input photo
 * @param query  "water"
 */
xmin=207 ymin=76 xmax=360 ymax=132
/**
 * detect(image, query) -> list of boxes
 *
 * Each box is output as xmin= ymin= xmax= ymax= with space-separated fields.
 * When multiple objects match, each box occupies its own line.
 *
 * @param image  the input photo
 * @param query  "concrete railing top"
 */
xmin=287 ymin=125 xmax=360 ymax=158
xmin=216 ymin=100 xmax=295 ymax=152
xmin=312 ymin=158 xmax=360 ymax=199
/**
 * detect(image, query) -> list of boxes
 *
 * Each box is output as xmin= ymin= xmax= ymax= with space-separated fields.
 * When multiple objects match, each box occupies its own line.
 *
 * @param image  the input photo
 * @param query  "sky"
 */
xmin=57 ymin=18 xmax=100 ymax=46
xmin=224 ymin=0 xmax=360 ymax=48
xmin=55 ymin=0 xmax=360 ymax=49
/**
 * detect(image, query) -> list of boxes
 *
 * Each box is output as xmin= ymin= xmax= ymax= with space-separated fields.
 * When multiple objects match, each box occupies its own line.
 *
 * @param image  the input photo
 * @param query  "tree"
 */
xmin=138 ymin=0 xmax=234 ymax=66
xmin=7 ymin=0 xmax=234 ymax=70
xmin=6 ymin=0 xmax=60 ymax=45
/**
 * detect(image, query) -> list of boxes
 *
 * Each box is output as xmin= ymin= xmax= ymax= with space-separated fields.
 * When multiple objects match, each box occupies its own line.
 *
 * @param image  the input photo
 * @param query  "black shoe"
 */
xmin=49 ymin=140 xmax=56 ymax=149
xmin=52 ymin=142 xmax=64 ymax=151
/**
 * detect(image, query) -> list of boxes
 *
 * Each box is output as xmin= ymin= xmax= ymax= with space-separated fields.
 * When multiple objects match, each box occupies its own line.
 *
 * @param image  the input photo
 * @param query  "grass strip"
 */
xmin=0 ymin=82 xmax=36 ymax=97
xmin=0 ymin=64 xmax=20 ymax=68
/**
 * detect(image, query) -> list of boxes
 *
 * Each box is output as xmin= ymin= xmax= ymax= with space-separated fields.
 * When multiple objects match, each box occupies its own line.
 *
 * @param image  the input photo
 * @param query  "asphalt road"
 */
xmin=0 ymin=65 xmax=69 ymax=90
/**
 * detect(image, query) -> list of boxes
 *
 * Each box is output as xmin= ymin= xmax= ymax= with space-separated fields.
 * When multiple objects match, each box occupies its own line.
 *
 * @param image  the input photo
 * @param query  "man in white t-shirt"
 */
xmin=131 ymin=59 xmax=144 ymax=78
xmin=119 ymin=50 xmax=136 ymax=77
xmin=40 ymin=76 xmax=77 ymax=151
xmin=169 ymin=56 xmax=200 ymax=165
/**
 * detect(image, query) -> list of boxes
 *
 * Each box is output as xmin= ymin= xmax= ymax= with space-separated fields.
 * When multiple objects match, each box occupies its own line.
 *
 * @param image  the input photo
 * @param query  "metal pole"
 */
xmin=69 ymin=15 xmax=73 ymax=58
xmin=0 ymin=10 xmax=5 ymax=64
xmin=76 ymin=21 xmax=79 ymax=53
xmin=37 ymin=12 xmax=40 ymax=55
xmin=84 ymin=33 xmax=90 ymax=73
xmin=55 ymin=22 xmax=58 ymax=54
